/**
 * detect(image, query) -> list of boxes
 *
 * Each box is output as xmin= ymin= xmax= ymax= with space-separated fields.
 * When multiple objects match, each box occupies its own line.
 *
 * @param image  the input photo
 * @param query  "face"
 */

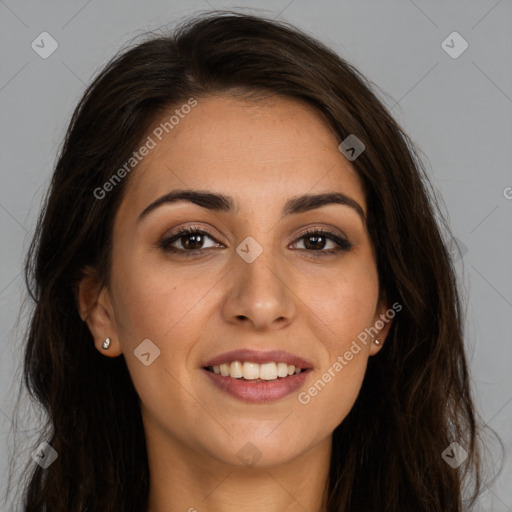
xmin=79 ymin=93 xmax=391 ymax=470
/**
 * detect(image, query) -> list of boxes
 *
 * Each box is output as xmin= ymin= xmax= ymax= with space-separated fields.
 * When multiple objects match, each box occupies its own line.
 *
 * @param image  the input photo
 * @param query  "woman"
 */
xmin=6 ymin=10 xmax=496 ymax=511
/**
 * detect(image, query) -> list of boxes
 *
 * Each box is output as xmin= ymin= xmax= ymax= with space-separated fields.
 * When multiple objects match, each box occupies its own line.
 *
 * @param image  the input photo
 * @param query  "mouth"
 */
xmin=200 ymin=349 xmax=313 ymax=402
xmin=201 ymin=366 xmax=311 ymax=403
xmin=203 ymin=361 xmax=309 ymax=383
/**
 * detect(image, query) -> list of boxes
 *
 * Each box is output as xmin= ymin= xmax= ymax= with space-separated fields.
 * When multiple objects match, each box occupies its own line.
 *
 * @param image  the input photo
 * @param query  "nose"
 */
xmin=221 ymin=244 xmax=296 ymax=331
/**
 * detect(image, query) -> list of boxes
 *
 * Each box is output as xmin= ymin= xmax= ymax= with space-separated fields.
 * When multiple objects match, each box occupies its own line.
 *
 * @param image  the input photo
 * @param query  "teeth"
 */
xmin=259 ymin=362 xmax=277 ymax=380
xmin=210 ymin=361 xmax=305 ymax=380
xmin=277 ymin=362 xmax=288 ymax=377
xmin=243 ymin=362 xmax=260 ymax=380
xmin=230 ymin=361 xmax=243 ymax=378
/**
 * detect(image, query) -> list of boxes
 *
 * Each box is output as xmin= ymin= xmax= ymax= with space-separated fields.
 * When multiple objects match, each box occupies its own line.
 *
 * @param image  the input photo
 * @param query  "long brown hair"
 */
xmin=5 ymin=10 xmax=502 ymax=511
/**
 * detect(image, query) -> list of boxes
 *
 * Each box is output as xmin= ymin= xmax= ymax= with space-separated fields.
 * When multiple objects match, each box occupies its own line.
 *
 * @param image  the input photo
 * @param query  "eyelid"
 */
xmin=294 ymin=224 xmax=348 ymax=241
xmin=161 ymin=223 xmax=224 ymax=243
xmin=162 ymin=224 xmax=349 ymax=245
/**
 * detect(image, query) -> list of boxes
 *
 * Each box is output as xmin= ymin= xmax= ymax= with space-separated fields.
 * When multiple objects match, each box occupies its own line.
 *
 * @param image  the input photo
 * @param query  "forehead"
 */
xmin=117 ymin=94 xmax=366 ymax=221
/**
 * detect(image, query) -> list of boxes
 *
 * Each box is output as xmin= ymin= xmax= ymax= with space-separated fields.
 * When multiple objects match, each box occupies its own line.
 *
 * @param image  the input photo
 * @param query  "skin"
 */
xmin=78 ymin=94 xmax=392 ymax=512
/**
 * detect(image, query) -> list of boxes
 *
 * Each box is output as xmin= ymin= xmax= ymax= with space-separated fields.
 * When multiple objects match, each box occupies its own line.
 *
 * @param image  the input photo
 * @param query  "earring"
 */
xmin=374 ymin=338 xmax=381 ymax=345
xmin=102 ymin=337 xmax=111 ymax=350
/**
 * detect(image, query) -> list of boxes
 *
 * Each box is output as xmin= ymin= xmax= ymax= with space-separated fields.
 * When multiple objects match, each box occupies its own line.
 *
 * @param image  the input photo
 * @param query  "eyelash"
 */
xmin=158 ymin=225 xmax=354 ymax=258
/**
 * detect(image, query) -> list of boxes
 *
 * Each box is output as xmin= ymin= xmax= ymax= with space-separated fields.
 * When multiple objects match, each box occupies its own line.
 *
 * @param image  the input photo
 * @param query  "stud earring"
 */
xmin=102 ymin=337 xmax=111 ymax=350
xmin=374 ymin=338 xmax=381 ymax=345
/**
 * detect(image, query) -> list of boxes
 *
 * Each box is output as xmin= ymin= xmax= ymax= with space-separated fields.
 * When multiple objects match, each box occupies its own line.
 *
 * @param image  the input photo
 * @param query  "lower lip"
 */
xmin=201 ymin=368 xmax=311 ymax=403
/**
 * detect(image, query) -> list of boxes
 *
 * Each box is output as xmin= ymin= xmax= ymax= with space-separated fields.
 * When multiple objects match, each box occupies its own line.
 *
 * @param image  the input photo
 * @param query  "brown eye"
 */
xmin=159 ymin=226 xmax=222 ymax=256
xmin=177 ymin=232 xmax=205 ymax=250
xmin=291 ymin=229 xmax=353 ymax=255
xmin=302 ymin=234 xmax=330 ymax=251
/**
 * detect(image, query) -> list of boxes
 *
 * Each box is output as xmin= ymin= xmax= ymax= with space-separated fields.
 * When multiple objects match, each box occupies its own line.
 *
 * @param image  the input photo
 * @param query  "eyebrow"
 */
xmin=137 ymin=189 xmax=366 ymax=224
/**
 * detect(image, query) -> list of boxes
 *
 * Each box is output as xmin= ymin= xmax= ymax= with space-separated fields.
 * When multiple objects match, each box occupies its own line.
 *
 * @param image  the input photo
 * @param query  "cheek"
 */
xmin=110 ymin=246 xmax=203 ymax=341
xmin=109 ymin=261 xmax=204 ymax=414
xmin=304 ymin=259 xmax=379 ymax=347
xmin=294 ymin=262 xmax=377 ymax=428
xmin=298 ymin=353 xmax=368 ymax=440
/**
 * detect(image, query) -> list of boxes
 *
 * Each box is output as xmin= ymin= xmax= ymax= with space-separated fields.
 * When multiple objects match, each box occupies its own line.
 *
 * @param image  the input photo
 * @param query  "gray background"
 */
xmin=1 ymin=0 xmax=511 ymax=510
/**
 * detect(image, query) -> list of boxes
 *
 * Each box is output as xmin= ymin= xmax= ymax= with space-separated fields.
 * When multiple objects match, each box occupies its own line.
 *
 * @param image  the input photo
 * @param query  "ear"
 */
xmin=368 ymin=295 xmax=395 ymax=356
xmin=76 ymin=266 xmax=122 ymax=357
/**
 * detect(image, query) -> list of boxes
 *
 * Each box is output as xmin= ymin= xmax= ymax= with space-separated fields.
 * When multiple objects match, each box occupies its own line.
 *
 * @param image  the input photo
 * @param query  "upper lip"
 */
xmin=202 ymin=349 xmax=313 ymax=369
